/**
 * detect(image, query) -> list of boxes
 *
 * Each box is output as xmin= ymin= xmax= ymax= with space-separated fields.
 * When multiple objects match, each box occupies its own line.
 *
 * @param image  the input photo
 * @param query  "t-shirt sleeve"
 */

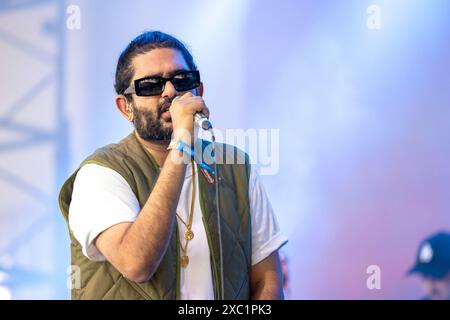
xmin=249 ymin=166 xmax=288 ymax=266
xmin=68 ymin=163 xmax=140 ymax=261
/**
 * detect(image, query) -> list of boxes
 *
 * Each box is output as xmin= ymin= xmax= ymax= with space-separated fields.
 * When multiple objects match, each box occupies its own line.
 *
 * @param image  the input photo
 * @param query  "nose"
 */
xmin=161 ymin=80 xmax=177 ymax=99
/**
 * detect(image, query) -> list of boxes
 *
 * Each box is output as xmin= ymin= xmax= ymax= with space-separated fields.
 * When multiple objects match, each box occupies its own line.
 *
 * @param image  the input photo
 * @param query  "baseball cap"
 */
xmin=407 ymin=231 xmax=450 ymax=279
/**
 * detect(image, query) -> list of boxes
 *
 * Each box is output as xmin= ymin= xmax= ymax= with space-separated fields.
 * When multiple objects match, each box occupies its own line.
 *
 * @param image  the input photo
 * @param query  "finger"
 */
xmin=202 ymin=106 xmax=210 ymax=119
xmin=179 ymin=92 xmax=194 ymax=100
xmin=181 ymin=96 xmax=206 ymax=111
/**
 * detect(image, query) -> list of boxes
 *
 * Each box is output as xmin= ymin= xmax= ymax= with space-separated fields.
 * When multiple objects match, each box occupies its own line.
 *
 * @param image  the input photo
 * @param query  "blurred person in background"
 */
xmin=407 ymin=231 xmax=450 ymax=300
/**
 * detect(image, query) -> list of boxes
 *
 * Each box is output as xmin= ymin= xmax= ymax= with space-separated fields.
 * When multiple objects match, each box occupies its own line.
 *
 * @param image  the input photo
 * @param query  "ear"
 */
xmin=116 ymin=95 xmax=134 ymax=122
xmin=196 ymin=82 xmax=204 ymax=97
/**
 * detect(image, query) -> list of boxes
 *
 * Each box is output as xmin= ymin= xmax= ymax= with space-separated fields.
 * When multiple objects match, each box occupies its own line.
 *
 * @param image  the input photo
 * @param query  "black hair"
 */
xmin=114 ymin=31 xmax=197 ymax=95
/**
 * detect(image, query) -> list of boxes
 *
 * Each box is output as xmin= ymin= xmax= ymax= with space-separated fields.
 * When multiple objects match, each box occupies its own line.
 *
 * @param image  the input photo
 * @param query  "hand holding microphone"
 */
xmin=169 ymin=92 xmax=211 ymax=145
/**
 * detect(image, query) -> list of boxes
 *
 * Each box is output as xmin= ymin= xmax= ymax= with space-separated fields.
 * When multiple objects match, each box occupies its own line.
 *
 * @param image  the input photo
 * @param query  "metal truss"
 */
xmin=0 ymin=0 xmax=69 ymax=299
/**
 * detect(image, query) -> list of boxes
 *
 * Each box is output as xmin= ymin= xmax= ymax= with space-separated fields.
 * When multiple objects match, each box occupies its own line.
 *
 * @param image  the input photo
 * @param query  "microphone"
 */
xmin=194 ymin=113 xmax=212 ymax=130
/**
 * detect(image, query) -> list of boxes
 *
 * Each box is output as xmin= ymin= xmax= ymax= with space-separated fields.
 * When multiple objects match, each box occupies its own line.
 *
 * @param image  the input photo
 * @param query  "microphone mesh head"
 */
xmin=195 ymin=113 xmax=212 ymax=130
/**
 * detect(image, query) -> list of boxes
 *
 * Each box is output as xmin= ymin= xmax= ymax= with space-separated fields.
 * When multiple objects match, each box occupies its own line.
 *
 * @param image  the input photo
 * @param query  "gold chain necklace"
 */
xmin=176 ymin=160 xmax=195 ymax=268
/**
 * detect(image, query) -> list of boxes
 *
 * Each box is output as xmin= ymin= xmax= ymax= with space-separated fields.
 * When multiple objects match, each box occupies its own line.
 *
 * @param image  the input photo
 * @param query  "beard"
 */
xmin=132 ymin=96 xmax=173 ymax=141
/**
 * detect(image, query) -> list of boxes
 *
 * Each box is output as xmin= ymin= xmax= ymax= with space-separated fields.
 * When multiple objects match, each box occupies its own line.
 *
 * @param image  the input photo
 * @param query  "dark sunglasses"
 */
xmin=123 ymin=70 xmax=200 ymax=96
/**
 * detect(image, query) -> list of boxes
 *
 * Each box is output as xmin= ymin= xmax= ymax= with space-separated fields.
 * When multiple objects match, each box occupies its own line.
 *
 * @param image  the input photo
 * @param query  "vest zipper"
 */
xmin=201 ymin=216 xmax=221 ymax=300
xmin=198 ymin=172 xmax=222 ymax=300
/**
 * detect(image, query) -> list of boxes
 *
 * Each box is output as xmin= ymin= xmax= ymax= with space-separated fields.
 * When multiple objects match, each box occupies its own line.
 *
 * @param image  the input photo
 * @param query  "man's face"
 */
xmin=421 ymin=272 xmax=450 ymax=300
xmin=128 ymin=48 xmax=197 ymax=141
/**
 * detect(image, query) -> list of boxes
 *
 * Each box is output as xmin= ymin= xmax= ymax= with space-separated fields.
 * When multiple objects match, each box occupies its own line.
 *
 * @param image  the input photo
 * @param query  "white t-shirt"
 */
xmin=69 ymin=162 xmax=287 ymax=299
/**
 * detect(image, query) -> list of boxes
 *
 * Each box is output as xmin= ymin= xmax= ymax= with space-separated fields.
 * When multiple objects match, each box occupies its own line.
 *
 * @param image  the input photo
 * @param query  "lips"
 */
xmin=160 ymin=105 xmax=171 ymax=121
xmin=161 ymin=110 xmax=171 ymax=121
xmin=159 ymin=98 xmax=172 ymax=121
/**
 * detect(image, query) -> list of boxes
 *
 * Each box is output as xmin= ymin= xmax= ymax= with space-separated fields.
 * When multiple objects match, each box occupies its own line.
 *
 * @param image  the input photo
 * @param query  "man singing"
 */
xmin=59 ymin=31 xmax=287 ymax=300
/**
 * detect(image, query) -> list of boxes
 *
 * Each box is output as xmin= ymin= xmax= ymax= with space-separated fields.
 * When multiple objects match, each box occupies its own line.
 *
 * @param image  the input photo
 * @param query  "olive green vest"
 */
xmin=58 ymin=133 xmax=252 ymax=299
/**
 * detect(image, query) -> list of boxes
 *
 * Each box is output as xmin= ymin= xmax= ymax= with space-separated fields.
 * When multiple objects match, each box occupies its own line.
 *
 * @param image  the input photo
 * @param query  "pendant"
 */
xmin=185 ymin=230 xmax=194 ymax=241
xmin=181 ymin=255 xmax=189 ymax=268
